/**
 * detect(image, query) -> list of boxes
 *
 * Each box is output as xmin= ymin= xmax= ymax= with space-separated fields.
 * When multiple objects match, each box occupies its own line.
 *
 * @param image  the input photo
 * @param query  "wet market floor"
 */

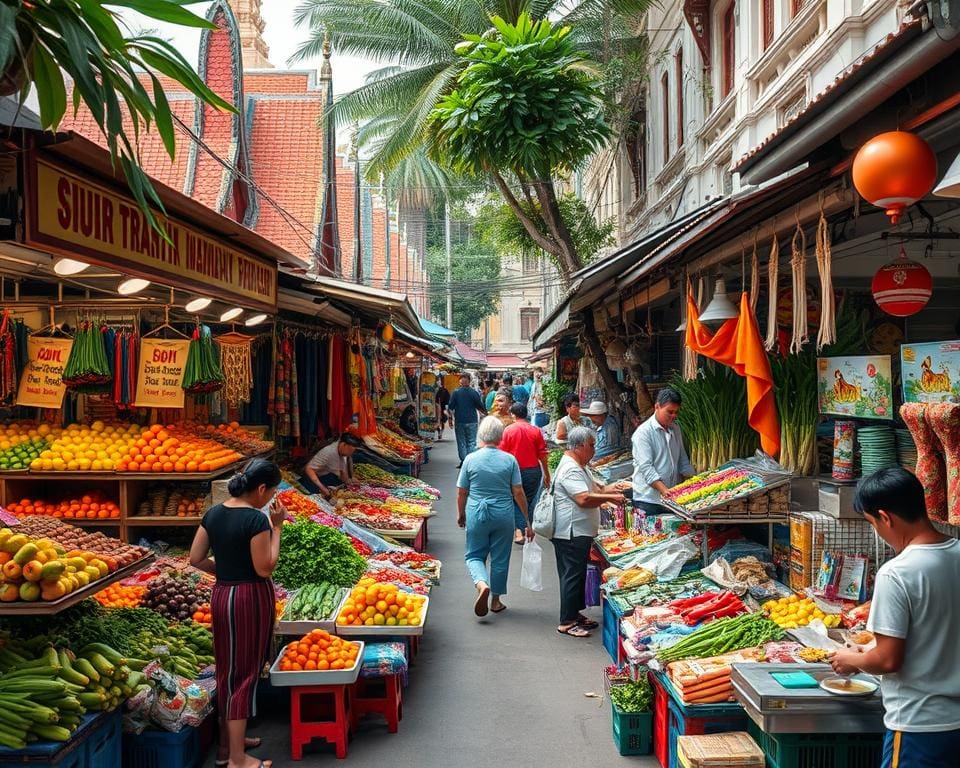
xmin=204 ymin=437 xmax=658 ymax=767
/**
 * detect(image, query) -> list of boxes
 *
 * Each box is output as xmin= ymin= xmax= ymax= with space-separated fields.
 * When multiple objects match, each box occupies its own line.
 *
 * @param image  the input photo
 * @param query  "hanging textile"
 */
xmin=328 ymin=335 xmax=351 ymax=434
xmin=215 ymin=332 xmax=254 ymax=408
xmin=685 ymin=291 xmax=781 ymax=457
xmin=240 ymin=337 xmax=271 ymax=425
xmin=317 ymin=337 xmax=329 ymax=438
xmin=419 ymin=372 xmax=438 ymax=438
xmin=0 ymin=311 xmax=17 ymax=404
xmin=348 ymin=329 xmax=377 ymax=435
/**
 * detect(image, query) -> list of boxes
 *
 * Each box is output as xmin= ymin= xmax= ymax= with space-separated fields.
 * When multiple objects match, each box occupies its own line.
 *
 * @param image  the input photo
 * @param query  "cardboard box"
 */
xmin=818 ymin=484 xmax=859 ymax=519
xmin=789 ymin=477 xmax=820 ymax=511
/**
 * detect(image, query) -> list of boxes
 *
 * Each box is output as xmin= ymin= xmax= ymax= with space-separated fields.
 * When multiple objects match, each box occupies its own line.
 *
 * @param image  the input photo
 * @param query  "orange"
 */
xmin=305 ymin=660 xmax=317 ymax=670
xmin=162 ymin=462 xmax=174 ymax=472
xmin=317 ymin=660 xmax=329 ymax=670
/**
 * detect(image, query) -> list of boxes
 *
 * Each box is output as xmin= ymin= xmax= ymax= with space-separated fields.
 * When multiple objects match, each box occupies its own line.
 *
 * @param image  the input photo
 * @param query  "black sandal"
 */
xmin=557 ymin=624 xmax=591 ymax=638
xmin=577 ymin=615 xmax=599 ymax=630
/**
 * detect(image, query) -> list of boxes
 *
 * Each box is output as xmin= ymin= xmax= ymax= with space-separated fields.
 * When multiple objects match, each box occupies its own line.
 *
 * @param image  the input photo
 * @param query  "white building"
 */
xmin=585 ymin=0 xmax=912 ymax=243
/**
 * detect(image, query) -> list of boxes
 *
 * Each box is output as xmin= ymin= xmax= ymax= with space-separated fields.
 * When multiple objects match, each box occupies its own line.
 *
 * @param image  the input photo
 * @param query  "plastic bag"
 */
xmin=520 ymin=540 xmax=543 ymax=591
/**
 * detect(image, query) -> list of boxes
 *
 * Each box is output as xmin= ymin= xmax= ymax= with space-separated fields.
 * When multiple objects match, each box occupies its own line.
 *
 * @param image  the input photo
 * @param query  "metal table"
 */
xmin=731 ymin=663 xmax=885 ymax=734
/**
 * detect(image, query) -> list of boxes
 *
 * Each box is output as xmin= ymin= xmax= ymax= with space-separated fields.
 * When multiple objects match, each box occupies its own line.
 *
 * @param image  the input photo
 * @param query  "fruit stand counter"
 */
xmin=0 ymin=456 xmax=268 ymax=543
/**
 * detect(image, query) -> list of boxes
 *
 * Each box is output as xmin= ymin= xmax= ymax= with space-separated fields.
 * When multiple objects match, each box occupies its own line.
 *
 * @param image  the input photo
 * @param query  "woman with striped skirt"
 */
xmin=190 ymin=458 xmax=286 ymax=768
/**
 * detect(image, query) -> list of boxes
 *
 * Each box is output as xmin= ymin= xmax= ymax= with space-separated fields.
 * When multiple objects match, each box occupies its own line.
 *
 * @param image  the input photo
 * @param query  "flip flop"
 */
xmin=557 ymin=624 xmax=591 ymax=638
xmin=474 ymin=585 xmax=490 ymax=617
xmin=491 ymin=605 xmax=507 ymax=613
xmin=577 ymin=616 xmax=599 ymax=630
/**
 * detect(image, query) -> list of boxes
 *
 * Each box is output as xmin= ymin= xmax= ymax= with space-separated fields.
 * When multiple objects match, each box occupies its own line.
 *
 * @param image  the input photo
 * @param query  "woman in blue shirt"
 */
xmin=457 ymin=416 xmax=533 ymax=617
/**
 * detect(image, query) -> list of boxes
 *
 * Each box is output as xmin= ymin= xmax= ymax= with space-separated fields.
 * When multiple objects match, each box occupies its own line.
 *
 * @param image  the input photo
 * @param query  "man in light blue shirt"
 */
xmin=631 ymin=387 xmax=695 ymax=514
xmin=582 ymin=401 xmax=621 ymax=457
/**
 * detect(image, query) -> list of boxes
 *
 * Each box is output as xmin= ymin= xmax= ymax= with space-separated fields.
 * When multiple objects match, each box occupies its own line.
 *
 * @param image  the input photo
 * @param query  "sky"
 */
xmin=121 ymin=0 xmax=384 ymax=95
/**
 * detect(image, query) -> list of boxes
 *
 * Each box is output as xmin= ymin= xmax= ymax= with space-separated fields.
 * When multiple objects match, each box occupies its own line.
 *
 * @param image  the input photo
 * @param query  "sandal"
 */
xmin=577 ymin=616 xmax=599 ymax=630
xmin=491 ymin=604 xmax=507 ymax=613
xmin=474 ymin=584 xmax=490 ymax=617
xmin=557 ymin=624 xmax=591 ymax=638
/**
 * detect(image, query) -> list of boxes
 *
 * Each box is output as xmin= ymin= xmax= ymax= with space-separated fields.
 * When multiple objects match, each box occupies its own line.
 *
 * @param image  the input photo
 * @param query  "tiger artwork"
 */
xmin=833 ymin=370 xmax=862 ymax=403
xmin=919 ymin=356 xmax=952 ymax=393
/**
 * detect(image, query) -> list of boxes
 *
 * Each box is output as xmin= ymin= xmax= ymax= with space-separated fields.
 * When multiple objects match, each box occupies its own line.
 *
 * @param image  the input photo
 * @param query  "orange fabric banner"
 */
xmin=685 ymin=292 xmax=781 ymax=457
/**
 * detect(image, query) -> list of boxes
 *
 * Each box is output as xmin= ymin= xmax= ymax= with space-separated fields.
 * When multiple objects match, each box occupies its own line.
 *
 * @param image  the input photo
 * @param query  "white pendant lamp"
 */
xmin=117 ymin=277 xmax=151 ymax=295
xmin=244 ymin=313 xmax=268 ymax=327
xmin=53 ymin=258 xmax=90 ymax=276
xmin=220 ymin=307 xmax=243 ymax=322
xmin=185 ymin=297 xmax=212 ymax=313
xmin=697 ymin=277 xmax=739 ymax=323
xmin=934 ymin=152 xmax=960 ymax=198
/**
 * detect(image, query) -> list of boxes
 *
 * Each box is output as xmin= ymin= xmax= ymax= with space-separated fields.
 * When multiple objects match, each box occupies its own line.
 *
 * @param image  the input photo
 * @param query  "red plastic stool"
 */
xmin=289 ymin=684 xmax=352 ymax=760
xmin=351 ymin=674 xmax=403 ymax=733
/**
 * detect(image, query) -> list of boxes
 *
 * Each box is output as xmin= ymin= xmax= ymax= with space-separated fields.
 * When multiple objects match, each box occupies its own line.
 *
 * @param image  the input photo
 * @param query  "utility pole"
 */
xmin=445 ymin=201 xmax=453 ymax=329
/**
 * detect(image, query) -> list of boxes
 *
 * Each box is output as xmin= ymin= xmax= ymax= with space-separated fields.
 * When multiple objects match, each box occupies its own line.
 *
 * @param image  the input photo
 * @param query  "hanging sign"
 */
xmin=817 ymin=355 xmax=893 ymax=420
xmin=135 ymin=339 xmax=191 ymax=409
xmin=16 ymin=336 xmax=74 ymax=408
xmin=24 ymin=156 xmax=277 ymax=312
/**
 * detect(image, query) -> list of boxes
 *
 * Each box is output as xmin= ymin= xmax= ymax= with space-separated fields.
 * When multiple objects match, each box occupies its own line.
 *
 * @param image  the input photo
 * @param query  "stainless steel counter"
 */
xmin=731 ymin=663 xmax=885 ymax=734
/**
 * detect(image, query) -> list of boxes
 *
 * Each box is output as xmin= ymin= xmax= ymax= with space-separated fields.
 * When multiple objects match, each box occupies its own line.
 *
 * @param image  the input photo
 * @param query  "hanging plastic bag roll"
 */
xmin=520 ymin=540 xmax=543 ymax=591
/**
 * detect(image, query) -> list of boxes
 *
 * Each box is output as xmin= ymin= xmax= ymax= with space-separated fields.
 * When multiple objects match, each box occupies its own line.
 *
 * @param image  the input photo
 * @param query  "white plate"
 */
xmin=819 ymin=676 xmax=878 ymax=697
xmin=269 ymin=641 xmax=364 ymax=686
xmin=333 ymin=593 xmax=428 ymax=637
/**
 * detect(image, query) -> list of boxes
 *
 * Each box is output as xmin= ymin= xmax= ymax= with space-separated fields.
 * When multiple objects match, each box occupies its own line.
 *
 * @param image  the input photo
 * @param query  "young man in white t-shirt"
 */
xmin=302 ymin=433 xmax=363 ymax=499
xmin=829 ymin=467 xmax=960 ymax=768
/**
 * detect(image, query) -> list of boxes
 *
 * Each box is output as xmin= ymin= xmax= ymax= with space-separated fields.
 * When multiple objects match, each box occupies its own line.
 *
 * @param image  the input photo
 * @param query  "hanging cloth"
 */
xmin=685 ymin=291 xmax=781 ymax=457
xmin=328 ymin=335 xmax=351 ymax=434
xmin=348 ymin=329 xmax=376 ymax=435
xmin=215 ymin=332 xmax=254 ymax=408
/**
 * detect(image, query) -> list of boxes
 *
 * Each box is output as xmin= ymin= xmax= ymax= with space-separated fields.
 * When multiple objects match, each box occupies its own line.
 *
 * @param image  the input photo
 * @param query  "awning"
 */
xmin=394 ymin=327 xmax=453 ymax=362
xmin=454 ymin=341 xmax=487 ymax=367
xmin=301 ymin=276 xmax=426 ymax=336
xmin=416 ymin=315 xmax=458 ymax=339
xmin=485 ymin=353 xmax=527 ymax=370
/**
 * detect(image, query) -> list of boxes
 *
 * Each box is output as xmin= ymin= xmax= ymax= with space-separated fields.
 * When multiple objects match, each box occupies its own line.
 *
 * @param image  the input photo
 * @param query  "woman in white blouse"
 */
xmin=551 ymin=426 xmax=629 ymax=637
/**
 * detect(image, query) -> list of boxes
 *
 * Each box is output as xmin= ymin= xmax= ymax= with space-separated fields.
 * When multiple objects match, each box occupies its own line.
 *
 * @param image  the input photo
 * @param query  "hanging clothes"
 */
xmin=348 ymin=329 xmax=376 ymax=435
xmin=328 ymin=335 xmax=351 ymax=434
xmin=419 ymin=372 xmax=438 ymax=438
xmin=317 ymin=337 xmax=329 ymax=439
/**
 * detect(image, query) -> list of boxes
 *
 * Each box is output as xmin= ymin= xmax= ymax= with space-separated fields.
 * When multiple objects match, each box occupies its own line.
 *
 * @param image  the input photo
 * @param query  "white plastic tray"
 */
xmin=333 ymin=593 xmax=429 ymax=637
xmin=269 ymin=641 xmax=364 ymax=686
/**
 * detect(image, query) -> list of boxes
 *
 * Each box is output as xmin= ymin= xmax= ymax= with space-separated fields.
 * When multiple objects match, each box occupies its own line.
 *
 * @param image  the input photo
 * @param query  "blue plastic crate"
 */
xmin=667 ymin=696 xmax=748 ymax=768
xmin=85 ymin=710 xmax=122 ymax=768
xmin=601 ymin=596 xmax=624 ymax=663
xmin=122 ymin=725 xmax=203 ymax=768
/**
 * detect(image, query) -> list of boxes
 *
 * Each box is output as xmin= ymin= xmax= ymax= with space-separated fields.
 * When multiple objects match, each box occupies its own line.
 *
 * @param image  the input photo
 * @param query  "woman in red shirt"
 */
xmin=500 ymin=403 xmax=551 ymax=544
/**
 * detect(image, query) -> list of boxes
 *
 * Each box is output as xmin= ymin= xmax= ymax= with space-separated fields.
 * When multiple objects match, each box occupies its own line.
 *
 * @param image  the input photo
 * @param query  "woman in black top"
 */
xmin=190 ymin=458 xmax=286 ymax=768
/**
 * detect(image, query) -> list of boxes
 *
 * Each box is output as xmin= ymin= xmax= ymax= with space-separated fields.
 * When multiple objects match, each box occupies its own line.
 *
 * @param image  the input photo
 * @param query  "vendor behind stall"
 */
xmin=631 ymin=387 xmax=694 ymax=514
xmin=582 ymin=401 xmax=621 ymax=457
xmin=302 ymin=433 xmax=364 ymax=498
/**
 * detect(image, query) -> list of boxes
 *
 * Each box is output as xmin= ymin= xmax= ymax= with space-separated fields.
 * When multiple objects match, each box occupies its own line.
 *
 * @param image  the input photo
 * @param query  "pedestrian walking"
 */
xmin=551 ymin=427 xmax=629 ymax=637
xmin=529 ymin=369 xmax=549 ymax=428
xmin=554 ymin=393 xmax=591 ymax=444
xmin=457 ymin=416 xmax=533 ymax=617
xmin=490 ymin=387 xmax=515 ymax=427
xmin=448 ymin=373 xmax=487 ymax=468
xmin=484 ymin=378 xmax=500 ymax=411
xmin=500 ymin=402 xmax=550 ymax=545
xmin=436 ymin=383 xmax=451 ymax=441
xmin=190 ymin=458 xmax=285 ymax=768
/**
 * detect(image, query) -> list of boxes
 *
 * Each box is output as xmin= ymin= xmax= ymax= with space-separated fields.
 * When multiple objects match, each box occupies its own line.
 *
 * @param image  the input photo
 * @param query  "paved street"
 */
xmin=215 ymin=438 xmax=657 ymax=766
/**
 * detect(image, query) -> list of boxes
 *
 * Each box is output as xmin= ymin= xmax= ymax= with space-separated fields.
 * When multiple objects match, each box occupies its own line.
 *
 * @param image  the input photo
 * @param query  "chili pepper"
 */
xmin=669 ymin=592 xmax=720 ymax=610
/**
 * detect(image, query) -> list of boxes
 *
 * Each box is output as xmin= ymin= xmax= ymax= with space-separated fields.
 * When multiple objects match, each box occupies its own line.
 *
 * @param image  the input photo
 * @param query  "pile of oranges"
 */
xmin=93 ymin=582 xmax=146 ymax=608
xmin=115 ymin=424 xmax=242 ymax=473
xmin=192 ymin=603 xmax=213 ymax=628
xmin=336 ymin=579 xmax=426 ymax=628
xmin=6 ymin=492 xmax=121 ymax=520
xmin=277 ymin=629 xmax=360 ymax=672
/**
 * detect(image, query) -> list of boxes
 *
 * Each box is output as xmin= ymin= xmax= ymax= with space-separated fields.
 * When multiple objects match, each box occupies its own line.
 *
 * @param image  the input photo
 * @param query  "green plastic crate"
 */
xmin=611 ymin=701 xmax=653 ymax=756
xmin=747 ymin=721 xmax=882 ymax=768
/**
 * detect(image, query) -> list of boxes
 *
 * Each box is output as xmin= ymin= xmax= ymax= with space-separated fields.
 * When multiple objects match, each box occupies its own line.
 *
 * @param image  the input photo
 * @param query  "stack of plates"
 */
xmin=895 ymin=428 xmax=918 ymax=473
xmin=857 ymin=425 xmax=898 ymax=476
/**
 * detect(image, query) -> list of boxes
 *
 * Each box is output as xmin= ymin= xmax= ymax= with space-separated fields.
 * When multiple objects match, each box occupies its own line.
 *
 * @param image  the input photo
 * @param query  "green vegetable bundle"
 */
xmin=610 ymin=677 xmax=653 ymax=713
xmin=274 ymin=519 xmax=367 ymax=591
xmin=656 ymin=612 xmax=783 ymax=663
xmin=125 ymin=622 xmax=214 ymax=679
xmin=62 ymin=321 xmax=111 ymax=389
xmin=547 ymin=448 xmax=564 ymax=473
xmin=183 ymin=327 xmax=224 ymax=394
xmin=285 ymin=583 xmax=346 ymax=621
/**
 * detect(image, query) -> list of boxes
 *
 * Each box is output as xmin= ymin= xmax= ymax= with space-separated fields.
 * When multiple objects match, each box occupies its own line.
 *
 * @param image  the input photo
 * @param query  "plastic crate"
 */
xmin=667 ymin=698 xmax=748 ymax=768
xmin=85 ymin=710 xmax=122 ymax=767
xmin=747 ymin=721 xmax=883 ymax=768
xmin=611 ymin=701 xmax=654 ymax=756
xmin=653 ymin=673 xmax=670 ymax=768
xmin=122 ymin=725 xmax=203 ymax=768
xmin=657 ymin=672 xmax=748 ymax=719
xmin=0 ymin=712 xmax=116 ymax=767
xmin=601 ymin=596 xmax=624 ymax=664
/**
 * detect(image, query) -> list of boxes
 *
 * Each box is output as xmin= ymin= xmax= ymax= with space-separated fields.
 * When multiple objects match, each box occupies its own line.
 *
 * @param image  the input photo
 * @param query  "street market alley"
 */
xmin=212 ymin=438 xmax=657 ymax=767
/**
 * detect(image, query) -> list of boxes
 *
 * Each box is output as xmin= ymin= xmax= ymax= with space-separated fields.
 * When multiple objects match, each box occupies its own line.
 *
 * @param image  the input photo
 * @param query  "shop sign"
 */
xmin=25 ymin=156 xmax=277 ymax=312
xmin=16 ymin=336 xmax=73 ymax=408
xmin=135 ymin=338 xmax=191 ymax=409
xmin=901 ymin=341 xmax=960 ymax=403
xmin=816 ymin=355 xmax=893 ymax=420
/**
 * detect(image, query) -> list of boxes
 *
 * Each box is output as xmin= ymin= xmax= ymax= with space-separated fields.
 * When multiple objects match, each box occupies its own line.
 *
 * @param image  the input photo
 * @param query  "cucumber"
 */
xmin=72 ymin=656 xmax=99 ymax=682
xmin=30 ymin=724 xmax=71 ymax=742
xmin=80 ymin=643 xmax=126 ymax=667
xmin=57 ymin=651 xmax=89 ymax=687
xmin=82 ymin=652 xmax=115 ymax=677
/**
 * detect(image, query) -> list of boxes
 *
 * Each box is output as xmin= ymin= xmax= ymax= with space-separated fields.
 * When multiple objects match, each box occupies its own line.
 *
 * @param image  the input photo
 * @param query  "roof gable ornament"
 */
xmin=683 ymin=0 xmax=712 ymax=70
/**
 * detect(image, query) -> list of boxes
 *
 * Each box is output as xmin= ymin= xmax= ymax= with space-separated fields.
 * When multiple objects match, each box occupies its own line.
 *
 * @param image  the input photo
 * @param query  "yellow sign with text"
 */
xmin=135 ymin=339 xmax=191 ymax=409
xmin=28 ymin=158 xmax=277 ymax=311
xmin=16 ymin=336 xmax=74 ymax=408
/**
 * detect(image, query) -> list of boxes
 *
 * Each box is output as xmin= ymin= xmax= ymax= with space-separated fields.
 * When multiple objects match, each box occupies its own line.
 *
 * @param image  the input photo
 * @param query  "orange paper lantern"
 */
xmin=852 ymin=131 xmax=937 ymax=225
xmin=871 ymin=252 xmax=932 ymax=317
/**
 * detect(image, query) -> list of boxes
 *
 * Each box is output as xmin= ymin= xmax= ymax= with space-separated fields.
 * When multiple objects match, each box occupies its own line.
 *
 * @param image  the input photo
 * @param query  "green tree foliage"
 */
xmin=424 ymin=240 xmax=500 ymax=340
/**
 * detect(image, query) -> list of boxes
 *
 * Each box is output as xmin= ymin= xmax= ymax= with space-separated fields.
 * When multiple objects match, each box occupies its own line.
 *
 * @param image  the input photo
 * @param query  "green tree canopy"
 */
xmin=424 ymin=239 xmax=500 ymax=340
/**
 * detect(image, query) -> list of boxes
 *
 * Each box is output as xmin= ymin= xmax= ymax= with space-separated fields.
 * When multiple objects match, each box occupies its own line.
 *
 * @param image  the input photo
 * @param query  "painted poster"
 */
xmin=134 ymin=339 xmax=190 ymax=408
xmin=901 ymin=340 xmax=960 ymax=403
xmin=817 ymin=355 xmax=893 ymax=420
xmin=15 ymin=336 xmax=73 ymax=408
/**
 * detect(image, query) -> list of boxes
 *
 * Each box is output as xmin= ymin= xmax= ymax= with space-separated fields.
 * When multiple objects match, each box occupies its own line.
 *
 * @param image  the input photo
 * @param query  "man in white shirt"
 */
xmin=830 ymin=467 xmax=960 ymax=768
xmin=302 ymin=433 xmax=363 ymax=499
xmin=631 ymin=387 xmax=695 ymax=514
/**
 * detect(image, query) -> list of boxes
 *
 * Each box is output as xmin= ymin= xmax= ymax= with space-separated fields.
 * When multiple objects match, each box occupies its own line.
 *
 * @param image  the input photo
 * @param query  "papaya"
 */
xmin=19 ymin=582 xmax=40 ymax=602
xmin=0 ymin=583 xmax=19 ymax=602
xmin=41 ymin=561 xmax=65 ymax=580
xmin=2 ymin=534 xmax=28 ymax=554
xmin=65 ymin=557 xmax=87 ymax=571
xmin=21 ymin=561 xmax=44 ymax=583
xmin=88 ymin=559 xmax=109 ymax=578
xmin=74 ymin=571 xmax=90 ymax=588
xmin=83 ymin=566 xmax=101 ymax=581
xmin=2 ymin=560 xmax=22 ymax=580
xmin=13 ymin=543 xmax=39 ymax=566
xmin=41 ymin=581 xmax=66 ymax=601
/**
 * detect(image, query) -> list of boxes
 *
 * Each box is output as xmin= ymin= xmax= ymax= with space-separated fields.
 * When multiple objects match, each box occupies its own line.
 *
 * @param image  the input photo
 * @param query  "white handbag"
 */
xmin=532 ymin=466 xmax=566 ymax=539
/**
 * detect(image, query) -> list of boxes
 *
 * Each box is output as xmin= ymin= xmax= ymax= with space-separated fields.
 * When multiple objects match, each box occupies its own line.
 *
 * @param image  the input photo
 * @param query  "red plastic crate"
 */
xmin=653 ymin=673 xmax=670 ymax=768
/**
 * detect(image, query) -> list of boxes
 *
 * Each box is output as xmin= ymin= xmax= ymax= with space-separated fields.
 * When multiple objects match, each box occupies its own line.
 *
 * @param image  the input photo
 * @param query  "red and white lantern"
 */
xmin=871 ymin=253 xmax=932 ymax=317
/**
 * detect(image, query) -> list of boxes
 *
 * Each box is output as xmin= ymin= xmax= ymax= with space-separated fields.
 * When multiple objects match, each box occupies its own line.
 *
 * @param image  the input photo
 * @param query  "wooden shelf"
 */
xmin=65 ymin=518 xmax=121 ymax=526
xmin=0 ymin=554 xmax=155 ymax=616
xmin=126 ymin=516 xmax=202 ymax=526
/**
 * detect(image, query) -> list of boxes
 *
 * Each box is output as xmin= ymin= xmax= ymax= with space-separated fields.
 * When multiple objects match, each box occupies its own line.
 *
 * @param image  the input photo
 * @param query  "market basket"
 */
xmin=611 ymin=700 xmax=653 ymax=756
xmin=747 ymin=721 xmax=883 ymax=768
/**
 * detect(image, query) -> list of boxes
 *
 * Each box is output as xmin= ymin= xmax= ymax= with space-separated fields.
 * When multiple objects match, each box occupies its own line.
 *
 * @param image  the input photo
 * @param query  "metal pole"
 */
xmin=445 ymin=201 xmax=453 ymax=329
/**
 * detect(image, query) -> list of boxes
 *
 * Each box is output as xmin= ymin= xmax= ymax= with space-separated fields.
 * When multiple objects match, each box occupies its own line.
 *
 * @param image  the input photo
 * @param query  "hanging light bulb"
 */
xmin=185 ymin=297 xmax=212 ymax=313
xmin=698 ymin=277 xmax=739 ymax=323
xmin=244 ymin=313 xmax=268 ymax=327
xmin=53 ymin=258 xmax=90 ymax=276
xmin=220 ymin=307 xmax=243 ymax=322
xmin=405 ymin=351 xmax=416 ymax=359
xmin=934 ymin=151 xmax=960 ymax=198
xmin=117 ymin=277 xmax=151 ymax=295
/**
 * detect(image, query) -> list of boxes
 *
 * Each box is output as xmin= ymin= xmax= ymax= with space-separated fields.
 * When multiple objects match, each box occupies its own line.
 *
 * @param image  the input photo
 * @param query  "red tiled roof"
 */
xmin=486 ymin=353 xmax=527 ymax=369
xmin=733 ymin=16 xmax=924 ymax=174
xmin=244 ymin=72 xmax=316 ymax=93
xmin=455 ymin=341 xmax=487 ymax=365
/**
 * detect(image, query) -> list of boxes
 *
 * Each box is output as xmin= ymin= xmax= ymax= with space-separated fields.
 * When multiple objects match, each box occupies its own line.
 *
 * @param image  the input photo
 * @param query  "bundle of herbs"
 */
xmin=273 ymin=518 xmax=367 ymax=590
xmin=672 ymin=364 xmax=758 ymax=471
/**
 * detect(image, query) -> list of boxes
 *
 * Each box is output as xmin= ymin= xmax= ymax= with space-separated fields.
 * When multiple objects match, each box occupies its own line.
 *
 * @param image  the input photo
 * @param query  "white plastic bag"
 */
xmin=520 ymin=540 xmax=543 ymax=591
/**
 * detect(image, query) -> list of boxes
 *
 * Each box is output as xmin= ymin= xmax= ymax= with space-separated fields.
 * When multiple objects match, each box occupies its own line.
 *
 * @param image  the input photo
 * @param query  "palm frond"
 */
xmin=327 ymin=62 xmax=454 ymax=127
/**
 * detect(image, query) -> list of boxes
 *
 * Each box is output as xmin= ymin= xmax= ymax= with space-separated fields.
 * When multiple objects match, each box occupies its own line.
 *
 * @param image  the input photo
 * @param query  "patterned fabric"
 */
xmin=359 ymin=641 xmax=408 ymax=685
xmin=899 ymin=404 xmax=947 ymax=522
xmin=926 ymin=403 xmax=960 ymax=524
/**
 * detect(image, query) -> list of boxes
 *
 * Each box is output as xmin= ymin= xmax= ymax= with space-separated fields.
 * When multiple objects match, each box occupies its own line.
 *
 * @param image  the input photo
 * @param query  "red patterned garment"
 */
xmin=899 ymin=404 xmax=948 ymax=522
xmin=925 ymin=403 xmax=960 ymax=524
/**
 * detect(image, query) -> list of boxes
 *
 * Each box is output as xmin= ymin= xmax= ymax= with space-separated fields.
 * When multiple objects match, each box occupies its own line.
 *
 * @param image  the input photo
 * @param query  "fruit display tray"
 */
xmin=269 ymin=641 xmax=364 ymax=686
xmin=333 ymin=593 xmax=429 ymax=637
